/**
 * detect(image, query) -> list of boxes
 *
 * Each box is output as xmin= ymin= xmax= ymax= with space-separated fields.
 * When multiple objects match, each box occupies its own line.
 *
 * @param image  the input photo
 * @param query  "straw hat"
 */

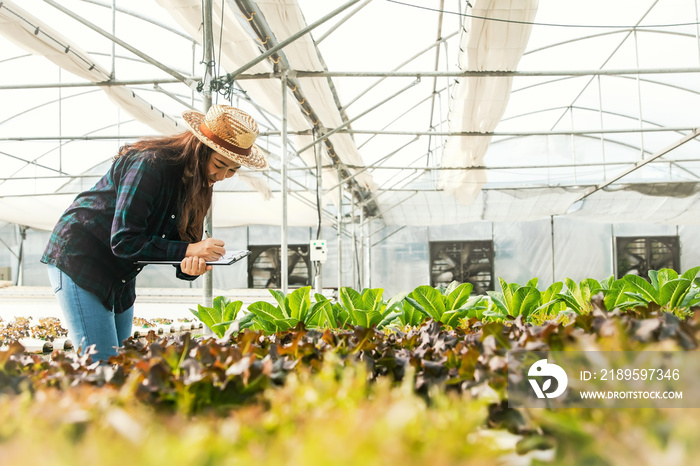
xmin=182 ymin=105 xmax=268 ymax=169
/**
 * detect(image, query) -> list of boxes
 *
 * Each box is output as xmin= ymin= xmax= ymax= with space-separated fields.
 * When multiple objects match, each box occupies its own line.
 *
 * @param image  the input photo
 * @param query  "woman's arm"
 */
xmin=109 ymin=156 xmax=227 ymax=273
xmin=109 ymin=156 xmax=189 ymax=261
xmin=185 ymin=237 xmax=226 ymax=262
xmin=179 ymin=256 xmax=212 ymax=276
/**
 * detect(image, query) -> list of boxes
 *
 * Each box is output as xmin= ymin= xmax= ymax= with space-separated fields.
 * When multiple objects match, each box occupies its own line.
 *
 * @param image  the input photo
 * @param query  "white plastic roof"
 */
xmin=2 ymin=0 xmax=700 ymax=231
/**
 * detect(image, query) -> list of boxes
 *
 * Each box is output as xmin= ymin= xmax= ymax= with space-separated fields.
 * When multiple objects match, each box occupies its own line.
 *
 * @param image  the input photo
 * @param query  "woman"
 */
xmin=41 ymin=105 xmax=267 ymax=362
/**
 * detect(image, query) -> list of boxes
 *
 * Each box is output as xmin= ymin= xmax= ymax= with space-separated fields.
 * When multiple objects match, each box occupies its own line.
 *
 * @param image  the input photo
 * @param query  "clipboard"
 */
xmin=135 ymin=249 xmax=251 ymax=266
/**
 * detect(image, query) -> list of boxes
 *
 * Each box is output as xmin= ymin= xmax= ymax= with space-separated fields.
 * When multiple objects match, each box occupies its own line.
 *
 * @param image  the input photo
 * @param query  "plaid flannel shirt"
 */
xmin=41 ymin=151 xmax=196 ymax=313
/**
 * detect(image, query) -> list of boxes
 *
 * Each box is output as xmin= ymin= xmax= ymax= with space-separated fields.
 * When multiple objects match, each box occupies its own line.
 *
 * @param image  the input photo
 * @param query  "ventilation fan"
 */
xmin=616 ymin=236 xmax=680 ymax=279
xmin=429 ymin=241 xmax=494 ymax=294
xmin=248 ymin=245 xmax=311 ymax=288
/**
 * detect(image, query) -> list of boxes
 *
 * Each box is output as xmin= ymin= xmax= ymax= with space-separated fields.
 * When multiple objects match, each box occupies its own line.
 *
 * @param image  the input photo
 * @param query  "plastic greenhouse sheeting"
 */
xmin=2 ymin=0 xmax=700 ymax=231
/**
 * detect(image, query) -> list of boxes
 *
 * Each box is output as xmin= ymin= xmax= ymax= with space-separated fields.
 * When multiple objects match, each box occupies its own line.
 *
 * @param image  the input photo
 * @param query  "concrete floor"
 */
xmin=0 ymin=284 xmax=278 ymax=320
xmin=0 ymin=284 xmax=280 ymax=352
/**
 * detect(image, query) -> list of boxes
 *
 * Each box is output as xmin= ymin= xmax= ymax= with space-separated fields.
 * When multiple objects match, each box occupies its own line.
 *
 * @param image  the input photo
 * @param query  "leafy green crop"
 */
xmin=247 ymin=286 xmax=311 ymax=332
xmin=406 ymin=282 xmax=486 ymax=327
xmin=189 ymin=267 xmax=700 ymax=337
xmin=487 ymin=277 xmax=540 ymax=320
xmin=3 ymin=285 xmax=700 ymax=466
xmin=483 ymin=278 xmax=563 ymax=322
xmin=337 ymin=286 xmax=411 ymax=328
xmin=246 ymin=287 xmax=357 ymax=331
xmin=556 ymin=277 xmax=602 ymax=314
xmin=601 ymin=266 xmax=700 ymax=316
xmin=189 ymin=296 xmax=244 ymax=338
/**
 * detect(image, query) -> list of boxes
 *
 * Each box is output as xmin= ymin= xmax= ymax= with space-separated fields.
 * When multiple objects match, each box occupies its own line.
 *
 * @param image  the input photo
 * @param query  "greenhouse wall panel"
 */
xmin=371 ymin=226 xmax=429 ymax=296
xmin=493 ymin=219 xmax=553 ymax=287
xmin=679 ymin=225 xmax=700 ymax=272
xmin=6 ymin=220 xmax=700 ymax=293
xmin=247 ymin=225 xmax=312 ymax=245
xmin=427 ymin=222 xmax=493 ymax=241
xmin=612 ymin=223 xmax=678 ymax=237
xmin=0 ymin=223 xmax=18 ymax=283
xmin=211 ymin=226 xmax=249 ymax=290
xmin=21 ymin=230 xmax=50 ymax=286
xmin=552 ymin=217 xmax=613 ymax=283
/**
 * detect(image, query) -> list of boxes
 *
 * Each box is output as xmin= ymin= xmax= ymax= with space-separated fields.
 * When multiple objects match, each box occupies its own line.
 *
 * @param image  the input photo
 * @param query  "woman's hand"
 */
xmin=185 ymin=237 xmax=226 ymax=262
xmin=180 ymin=256 xmax=212 ymax=276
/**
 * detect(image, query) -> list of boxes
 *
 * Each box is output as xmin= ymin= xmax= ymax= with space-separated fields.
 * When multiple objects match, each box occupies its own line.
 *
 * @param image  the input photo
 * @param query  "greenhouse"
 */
xmin=1 ymin=0 xmax=700 ymax=464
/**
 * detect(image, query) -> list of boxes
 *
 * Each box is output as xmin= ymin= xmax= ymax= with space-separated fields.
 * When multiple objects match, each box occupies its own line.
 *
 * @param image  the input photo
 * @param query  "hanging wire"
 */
xmin=313 ymin=127 xmax=323 ymax=281
xmin=203 ymin=0 xmax=251 ymax=108
xmin=196 ymin=0 xmax=227 ymax=100
xmin=313 ymin=127 xmax=323 ymax=241
xmin=384 ymin=0 xmax=700 ymax=29
xmin=215 ymin=0 xmax=225 ymax=105
xmin=196 ymin=0 xmax=215 ymax=95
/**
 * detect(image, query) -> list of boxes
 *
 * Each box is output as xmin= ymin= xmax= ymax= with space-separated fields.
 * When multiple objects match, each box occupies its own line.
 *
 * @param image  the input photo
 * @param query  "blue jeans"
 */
xmin=47 ymin=264 xmax=133 ymax=362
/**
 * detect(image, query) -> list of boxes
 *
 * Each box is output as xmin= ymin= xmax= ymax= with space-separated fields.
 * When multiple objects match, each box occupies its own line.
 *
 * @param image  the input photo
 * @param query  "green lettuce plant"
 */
xmin=338 ymin=286 xmax=404 ymax=328
xmin=603 ymin=266 xmax=700 ymax=315
xmin=556 ymin=277 xmax=602 ymax=315
xmin=405 ymin=282 xmax=486 ymax=327
xmin=486 ymin=278 xmax=539 ymax=321
xmin=397 ymin=298 xmax=424 ymax=327
xmin=247 ymin=286 xmax=312 ymax=332
xmin=305 ymin=292 xmax=349 ymax=329
xmin=246 ymin=286 xmax=357 ymax=332
xmin=189 ymin=296 xmax=244 ymax=338
xmin=599 ymin=275 xmax=648 ymax=311
xmin=485 ymin=278 xmax=564 ymax=322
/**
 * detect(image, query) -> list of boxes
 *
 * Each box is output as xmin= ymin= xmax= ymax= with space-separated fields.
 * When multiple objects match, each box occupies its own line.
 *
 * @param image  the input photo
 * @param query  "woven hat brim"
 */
xmin=182 ymin=110 xmax=268 ymax=170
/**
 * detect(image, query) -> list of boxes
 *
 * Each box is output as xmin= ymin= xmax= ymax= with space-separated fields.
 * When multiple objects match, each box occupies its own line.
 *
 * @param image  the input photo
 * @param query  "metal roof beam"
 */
xmin=573 ymin=129 xmax=700 ymax=203
xmin=231 ymin=0 xmax=383 ymax=221
xmin=315 ymin=0 xmax=374 ymax=45
xmin=232 ymin=67 xmax=700 ymax=79
xmin=76 ymin=0 xmax=195 ymax=41
xmin=42 ymin=0 xmax=193 ymax=85
xmin=225 ymin=0 xmax=363 ymax=79
xmin=5 ymin=66 xmax=700 ymax=91
xmin=341 ymin=32 xmax=458 ymax=112
xmin=6 ymin=125 xmax=699 ymax=142
xmin=7 ymin=154 xmax=700 ymax=182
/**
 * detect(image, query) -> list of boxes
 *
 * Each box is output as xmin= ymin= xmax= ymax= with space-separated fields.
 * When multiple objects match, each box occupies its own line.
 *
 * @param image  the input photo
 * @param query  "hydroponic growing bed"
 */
xmin=1 ymin=268 xmax=700 ymax=465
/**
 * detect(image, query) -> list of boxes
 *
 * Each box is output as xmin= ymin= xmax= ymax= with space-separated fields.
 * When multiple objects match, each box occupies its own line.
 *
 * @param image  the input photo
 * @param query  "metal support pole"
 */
xmin=337 ymin=184 xmax=343 ymax=292
xmin=202 ymin=0 xmax=214 ymax=310
xmin=597 ymin=75 xmax=607 ymax=179
xmin=281 ymin=71 xmax=289 ymax=293
xmin=366 ymin=220 xmax=372 ymax=288
xmin=550 ymin=215 xmax=556 ymax=283
xmin=110 ymin=0 xmax=116 ymax=79
xmin=351 ymin=193 xmax=356 ymax=289
xmin=315 ymin=261 xmax=323 ymax=295
xmin=611 ymin=224 xmax=617 ymax=278
xmin=633 ymin=30 xmax=645 ymax=159
xmin=314 ymin=134 xmax=323 ymax=295
xmin=359 ymin=206 xmax=364 ymax=288
xmin=15 ymin=226 xmax=27 ymax=287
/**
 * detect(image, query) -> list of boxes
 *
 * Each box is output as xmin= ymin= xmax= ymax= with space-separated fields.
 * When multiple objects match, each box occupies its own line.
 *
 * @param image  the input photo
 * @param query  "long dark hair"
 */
xmin=116 ymin=132 xmax=213 ymax=242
